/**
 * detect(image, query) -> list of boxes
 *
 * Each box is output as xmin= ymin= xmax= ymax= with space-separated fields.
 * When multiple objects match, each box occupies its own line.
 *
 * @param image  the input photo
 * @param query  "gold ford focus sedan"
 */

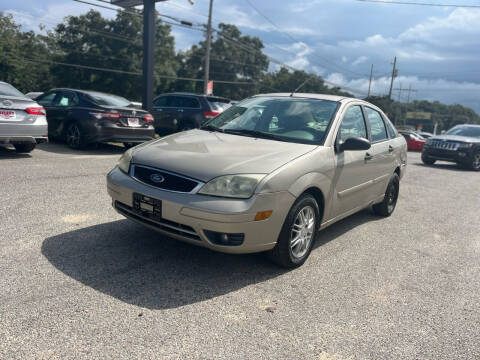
xmin=107 ymin=93 xmax=407 ymax=268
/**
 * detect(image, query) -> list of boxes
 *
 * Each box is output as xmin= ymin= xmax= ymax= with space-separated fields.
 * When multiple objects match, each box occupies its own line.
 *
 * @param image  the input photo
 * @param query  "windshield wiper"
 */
xmin=222 ymin=129 xmax=287 ymax=142
xmin=200 ymin=125 xmax=224 ymax=133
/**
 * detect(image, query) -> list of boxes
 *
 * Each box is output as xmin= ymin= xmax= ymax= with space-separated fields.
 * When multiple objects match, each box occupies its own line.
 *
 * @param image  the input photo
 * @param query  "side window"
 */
xmin=55 ymin=91 xmax=78 ymax=107
xmin=365 ymin=107 xmax=388 ymax=142
xmin=401 ymin=134 xmax=411 ymax=140
xmin=180 ymin=97 xmax=200 ymax=108
xmin=153 ymin=96 xmax=169 ymax=107
xmin=37 ymin=92 xmax=57 ymax=106
xmin=169 ymin=96 xmax=183 ymax=108
xmin=384 ymin=117 xmax=398 ymax=138
xmin=338 ymin=105 xmax=367 ymax=142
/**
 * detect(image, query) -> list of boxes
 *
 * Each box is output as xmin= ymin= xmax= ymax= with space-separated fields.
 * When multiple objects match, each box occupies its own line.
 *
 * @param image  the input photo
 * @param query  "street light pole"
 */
xmin=142 ymin=0 xmax=155 ymax=112
xmin=203 ymin=0 xmax=213 ymax=95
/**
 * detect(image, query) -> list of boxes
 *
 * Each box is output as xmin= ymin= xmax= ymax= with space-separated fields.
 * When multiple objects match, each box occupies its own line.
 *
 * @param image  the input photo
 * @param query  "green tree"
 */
xmin=0 ymin=12 xmax=53 ymax=92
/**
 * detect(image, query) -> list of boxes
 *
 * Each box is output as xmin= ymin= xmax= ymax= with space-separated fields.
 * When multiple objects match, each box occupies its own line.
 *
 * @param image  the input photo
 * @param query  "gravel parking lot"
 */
xmin=1 ymin=142 xmax=479 ymax=360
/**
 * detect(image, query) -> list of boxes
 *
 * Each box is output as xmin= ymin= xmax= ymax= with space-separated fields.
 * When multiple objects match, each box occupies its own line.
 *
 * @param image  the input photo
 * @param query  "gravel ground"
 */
xmin=0 ymin=142 xmax=479 ymax=360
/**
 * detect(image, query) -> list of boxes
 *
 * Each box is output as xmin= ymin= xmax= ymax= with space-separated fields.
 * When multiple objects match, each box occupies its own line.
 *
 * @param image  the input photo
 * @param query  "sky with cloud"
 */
xmin=2 ymin=0 xmax=480 ymax=112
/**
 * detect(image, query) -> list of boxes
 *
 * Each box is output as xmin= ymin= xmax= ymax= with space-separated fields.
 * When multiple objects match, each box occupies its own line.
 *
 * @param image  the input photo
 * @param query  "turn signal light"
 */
xmin=25 ymin=107 xmax=46 ymax=115
xmin=254 ymin=210 xmax=273 ymax=221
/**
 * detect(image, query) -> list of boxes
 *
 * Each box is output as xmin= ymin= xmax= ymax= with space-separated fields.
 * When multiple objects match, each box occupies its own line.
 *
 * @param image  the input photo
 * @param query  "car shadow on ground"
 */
xmin=42 ymin=210 xmax=379 ymax=310
xmin=37 ymin=141 xmax=126 ymax=156
xmin=0 ymin=145 xmax=32 ymax=159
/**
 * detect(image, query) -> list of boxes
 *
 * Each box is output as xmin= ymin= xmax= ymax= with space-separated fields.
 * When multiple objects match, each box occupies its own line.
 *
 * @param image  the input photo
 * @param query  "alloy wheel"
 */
xmin=290 ymin=205 xmax=315 ymax=259
xmin=473 ymin=152 xmax=480 ymax=170
xmin=387 ymin=181 xmax=398 ymax=213
xmin=66 ymin=124 xmax=81 ymax=148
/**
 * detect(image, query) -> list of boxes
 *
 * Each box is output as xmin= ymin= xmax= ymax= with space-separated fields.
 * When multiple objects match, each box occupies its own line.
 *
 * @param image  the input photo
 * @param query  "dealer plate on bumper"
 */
xmin=133 ymin=193 xmax=162 ymax=220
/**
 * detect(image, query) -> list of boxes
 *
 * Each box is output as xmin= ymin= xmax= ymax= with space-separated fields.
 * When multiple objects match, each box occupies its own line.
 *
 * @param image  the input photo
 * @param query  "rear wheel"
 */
xmin=65 ymin=122 xmax=86 ymax=149
xmin=178 ymin=121 xmax=195 ymax=132
xmin=267 ymin=194 xmax=319 ymax=269
xmin=123 ymin=142 xmax=136 ymax=149
xmin=421 ymin=153 xmax=436 ymax=165
xmin=14 ymin=143 xmax=36 ymax=153
xmin=373 ymin=173 xmax=399 ymax=217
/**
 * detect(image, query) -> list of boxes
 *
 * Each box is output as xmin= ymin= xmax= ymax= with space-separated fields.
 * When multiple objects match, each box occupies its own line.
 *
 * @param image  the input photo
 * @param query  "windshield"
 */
xmin=446 ymin=126 xmax=480 ymax=138
xmin=0 ymin=83 xmax=25 ymax=98
xmin=203 ymin=96 xmax=339 ymax=144
xmin=86 ymin=91 xmax=131 ymax=107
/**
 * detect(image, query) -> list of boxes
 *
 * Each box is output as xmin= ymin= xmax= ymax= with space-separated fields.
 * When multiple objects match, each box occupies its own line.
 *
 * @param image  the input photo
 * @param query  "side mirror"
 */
xmin=339 ymin=136 xmax=371 ymax=152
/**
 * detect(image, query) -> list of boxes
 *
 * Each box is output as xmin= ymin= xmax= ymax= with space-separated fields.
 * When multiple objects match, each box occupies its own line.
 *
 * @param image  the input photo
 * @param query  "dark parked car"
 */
xmin=36 ymin=89 xmax=155 ymax=149
xmin=151 ymin=92 xmax=231 ymax=134
xmin=422 ymin=124 xmax=480 ymax=170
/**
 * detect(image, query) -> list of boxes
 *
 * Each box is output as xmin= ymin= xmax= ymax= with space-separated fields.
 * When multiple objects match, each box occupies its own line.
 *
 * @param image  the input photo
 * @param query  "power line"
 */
xmin=356 ymin=0 xmax=480 ymax=8
xmin=243 ymin=0 xmax=370 ymax=78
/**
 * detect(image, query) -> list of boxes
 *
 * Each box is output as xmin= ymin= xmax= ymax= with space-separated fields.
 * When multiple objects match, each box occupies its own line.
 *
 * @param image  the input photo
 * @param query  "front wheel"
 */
xmin=267 ymin=194 xmax=319 ymax=269
xmin=421 ymin=153 xmax=436 ymax=165
xmin=373 ymin=173 xmax=399 ymax=217
xmin=14 ymin=143 xmax=36 ymax=153
xmin=469 ymin=150 xmax=480 ymax=171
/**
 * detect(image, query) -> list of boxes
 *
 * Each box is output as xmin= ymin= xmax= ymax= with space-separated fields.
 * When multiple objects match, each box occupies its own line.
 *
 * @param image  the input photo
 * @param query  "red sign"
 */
xmin=207 ymin=80 xmax=213 ymax=95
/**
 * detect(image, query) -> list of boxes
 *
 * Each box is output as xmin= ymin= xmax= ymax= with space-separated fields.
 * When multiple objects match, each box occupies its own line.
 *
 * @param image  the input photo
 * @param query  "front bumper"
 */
xmin=107 ymin=166 xmax=296 ymax=254
xmin=422 ymin=146 xmax=472 ymax=164
xmin=88 ymin=123 xmax=155 ymax=144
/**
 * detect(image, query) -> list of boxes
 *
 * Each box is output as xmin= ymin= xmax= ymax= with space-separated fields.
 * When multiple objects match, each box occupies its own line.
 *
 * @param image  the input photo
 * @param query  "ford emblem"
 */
xmin=150 ymin=174 xmax=165 ymax=183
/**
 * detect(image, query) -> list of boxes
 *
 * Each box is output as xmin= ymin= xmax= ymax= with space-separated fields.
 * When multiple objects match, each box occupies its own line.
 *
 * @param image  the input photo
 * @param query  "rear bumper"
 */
xmin=88 ymin=123 xmax=155 ymax=144
xmin=106 ymin=166 xmax=295 ymax=254
xmin=0 ymin=118 xmax=48 ymax=141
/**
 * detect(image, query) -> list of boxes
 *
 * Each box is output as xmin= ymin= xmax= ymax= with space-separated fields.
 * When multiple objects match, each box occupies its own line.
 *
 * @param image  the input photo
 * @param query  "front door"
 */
xmin=333 ymin=105 xmax=374 ymax=217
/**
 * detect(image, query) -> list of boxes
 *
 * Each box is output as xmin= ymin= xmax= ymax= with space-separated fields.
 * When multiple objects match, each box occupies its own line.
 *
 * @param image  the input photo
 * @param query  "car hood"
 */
xmin=430 ymin=135 xmax=480 ymax=143
xmin=131 ymin=129 xmax=317 ymax=182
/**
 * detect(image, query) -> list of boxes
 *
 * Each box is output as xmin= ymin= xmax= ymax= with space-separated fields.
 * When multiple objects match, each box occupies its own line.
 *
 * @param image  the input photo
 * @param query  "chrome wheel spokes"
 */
xmin=290 ymin=206 xmax=315 ymax=259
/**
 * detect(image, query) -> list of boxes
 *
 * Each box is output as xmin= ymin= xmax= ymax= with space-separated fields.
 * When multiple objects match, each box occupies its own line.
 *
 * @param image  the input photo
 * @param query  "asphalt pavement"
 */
xmin=0 ymin=142 xmax=479 ymax=360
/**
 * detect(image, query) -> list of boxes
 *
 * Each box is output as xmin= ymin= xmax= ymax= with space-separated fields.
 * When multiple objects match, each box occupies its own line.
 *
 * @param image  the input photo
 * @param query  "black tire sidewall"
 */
xmin=14 ymin=143 xmax=36 ymax=153
xmin=65 ymin=122 xmax=85 ymax=149
xmin=270 ymin=194 xmax=320 ymax=268
xmin=373 ymin=173 xmax=400 ymax=217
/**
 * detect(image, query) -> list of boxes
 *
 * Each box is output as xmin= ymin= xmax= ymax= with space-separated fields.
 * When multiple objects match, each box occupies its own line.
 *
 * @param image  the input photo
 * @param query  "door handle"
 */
xmin=177 ymin=109 xmax=184 ymax=112
xmin=154 ymin=108 xmax=163 ymax=112
xmin=365 ymin=153 xmax=373 ymax=161
xmin=388 ymin=145 xmax=394 ymax=153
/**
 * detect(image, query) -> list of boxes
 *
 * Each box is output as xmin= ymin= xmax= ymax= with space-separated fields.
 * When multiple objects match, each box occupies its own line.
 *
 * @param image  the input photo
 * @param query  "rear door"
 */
xmin=49 ymin=91 xmax=80 ymax=136
xmin=363 ymin=106 xmax=395 ymax=199
xmin=152 ymin=95 xmax=176 ymax=131
xmin=175 ymin=95 xmax=203 ymax=128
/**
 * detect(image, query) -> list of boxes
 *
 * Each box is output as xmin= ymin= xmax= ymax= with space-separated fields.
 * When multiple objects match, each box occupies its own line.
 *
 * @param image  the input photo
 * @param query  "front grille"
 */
xmin=115 ymin=201 xmax=201 ymax=241
xmin=429 ymin=140 xmax=459 ymax=150
xmin=132 ymin=165 xmax=201 ymax=193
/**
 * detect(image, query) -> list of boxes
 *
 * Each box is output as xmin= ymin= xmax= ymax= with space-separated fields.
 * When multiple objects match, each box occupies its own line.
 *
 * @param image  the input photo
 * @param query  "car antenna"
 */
xmin=290 ymin=76 xmax=313 ymax=97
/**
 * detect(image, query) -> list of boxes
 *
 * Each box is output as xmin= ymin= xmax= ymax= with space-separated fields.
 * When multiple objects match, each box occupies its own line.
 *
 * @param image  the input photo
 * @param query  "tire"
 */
xmin=123 ymin=142 xmax=136 ymax=149
xmin=421 ymin=153 xmax=436 ymax=165
xmin=65 ymin=122 xmax=87 ymax=149
xmin=468 ymin=150 xmax=480 ymax=171
xmin=267 ymin=194 xmax=320 ymax=269
xmin=14 ymin=143 xmax=36 ymax=153
xmin=178 ymin=121 xmax=195 ymax=132
xmin=373 ymin=173 xmax=400 ymax=217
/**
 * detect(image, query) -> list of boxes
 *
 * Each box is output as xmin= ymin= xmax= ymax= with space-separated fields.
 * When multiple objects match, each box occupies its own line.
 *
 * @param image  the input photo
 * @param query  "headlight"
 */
xmin=458 ymin=143 xmax=473 ymax=149
xmin=425 ymin=139 xmax=432 ymax=145
xmin=118 ymin=148 xmax=133 ymax=173
xmin=198 ymin=174 xmax=266 ymax=199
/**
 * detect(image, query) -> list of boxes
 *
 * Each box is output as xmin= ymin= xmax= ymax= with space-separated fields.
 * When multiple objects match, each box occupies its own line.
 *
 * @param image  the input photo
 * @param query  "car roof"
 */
xmin=453 ymin=124 xmax=480 ymax=128
xmin=156 ymin=92 xmax=229 ymax=99
xmin=255 ymin=93 xmax=348 ymax=102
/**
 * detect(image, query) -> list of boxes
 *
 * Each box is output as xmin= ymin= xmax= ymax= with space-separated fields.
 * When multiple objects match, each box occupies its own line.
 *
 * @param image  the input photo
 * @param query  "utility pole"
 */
xmin=388 ymin=56 xmax=397 ymax=100
xmin=142 ymin=0 xmax=156 ymax=112
xmin=367 ymin=64 xmax=373 ymax=97
xmin=203 ymin=0 xmax=213 ymax=95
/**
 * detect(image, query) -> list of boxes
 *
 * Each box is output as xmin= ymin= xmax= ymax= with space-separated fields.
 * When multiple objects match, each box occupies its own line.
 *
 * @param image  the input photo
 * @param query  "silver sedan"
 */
xmin=0 ymin=82 xmax=48 ymax=153
xmin=107 ymin=93 xmax=407 ymax=268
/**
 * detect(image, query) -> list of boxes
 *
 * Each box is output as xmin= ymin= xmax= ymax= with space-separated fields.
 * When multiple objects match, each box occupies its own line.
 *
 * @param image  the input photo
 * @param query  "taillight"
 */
xmin=25 ymin=107 xmax=45 ymax=115
xmin=203 ymin=111 xmax=220 ymax=119
xmin=90 ymin=112 xmax=121 ymax=120
xmin=143 ymin=114 xmax=154 ymax=123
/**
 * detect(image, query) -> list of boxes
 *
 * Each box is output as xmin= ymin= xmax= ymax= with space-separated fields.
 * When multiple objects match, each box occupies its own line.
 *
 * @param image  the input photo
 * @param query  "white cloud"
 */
xmin=352 ymin=56 xmax=367 ymax=66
